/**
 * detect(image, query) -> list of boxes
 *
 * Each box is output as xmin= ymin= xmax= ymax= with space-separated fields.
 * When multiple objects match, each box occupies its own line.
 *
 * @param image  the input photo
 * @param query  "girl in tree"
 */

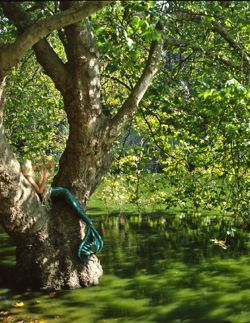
xmin=21 ymin=159 xmax=54 ymax=196
xmin=21 ymin=159 xmax=103 ymax=260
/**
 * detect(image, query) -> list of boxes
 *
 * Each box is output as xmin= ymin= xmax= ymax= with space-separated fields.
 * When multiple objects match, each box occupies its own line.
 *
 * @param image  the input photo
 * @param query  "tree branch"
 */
xmin=212 ymin=20 xmax=250 ymax=71
xmin=174 ymin=10 xmax=250 ymax=72
xmin=163 ymin=37 xmax=244 ymax=74
xmin=0 ymin=2 xmax=70 ymax=92
xmin=0 ymin=1 xmax=112 ymax=76
xmin=139 ymin=105 xmax=180 ymax=162
xmin=102 ymin=74 xmax=132 ymax=91
xmin=109 ymin=30 xmax=164 ymax=138
xmin=33 ymin=39 xmax=70 ymax=93
xmin=0 ymin=76 xmax=5 ymax=126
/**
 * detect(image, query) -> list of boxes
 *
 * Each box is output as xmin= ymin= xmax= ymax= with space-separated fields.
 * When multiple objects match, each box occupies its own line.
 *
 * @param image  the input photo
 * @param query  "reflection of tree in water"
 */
xmin=97 ymin=213 xmax=249 ymax=278
xmin=1 ymin=214 xmax=250 ymax=322
xmin=95 ymin=213 xmax=250 ymax=322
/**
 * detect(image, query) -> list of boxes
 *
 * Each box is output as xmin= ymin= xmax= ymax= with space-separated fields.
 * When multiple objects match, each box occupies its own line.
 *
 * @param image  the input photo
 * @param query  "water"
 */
xmin=1 ymin=212 xmax=250 ymax=322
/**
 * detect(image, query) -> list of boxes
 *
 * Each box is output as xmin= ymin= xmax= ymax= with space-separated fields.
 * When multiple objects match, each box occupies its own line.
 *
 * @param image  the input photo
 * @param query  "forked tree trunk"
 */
xmin=0 ymin=138 xmax=104 ymax=290
xmin=0 ymin=74 xmax=104 ymax=290
xmin=0 ymin=2 xmax=163 ymax=290
xmin=54 ymin=94 xmax=113 ymax=206
xmin=0 ymin=20 xmax=108 ymax=290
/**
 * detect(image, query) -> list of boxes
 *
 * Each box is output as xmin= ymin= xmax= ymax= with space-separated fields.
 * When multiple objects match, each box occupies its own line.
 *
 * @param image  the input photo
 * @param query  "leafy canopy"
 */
xmin=3 ymin=0 xmax=249 ymax=216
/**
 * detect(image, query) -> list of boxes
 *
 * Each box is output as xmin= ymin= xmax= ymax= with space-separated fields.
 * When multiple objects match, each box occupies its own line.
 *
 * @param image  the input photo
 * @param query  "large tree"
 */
xmin=0 ymin=1 xmax=163 ymax=289
xmin=0 ymin=0 xmax=249 ymax=290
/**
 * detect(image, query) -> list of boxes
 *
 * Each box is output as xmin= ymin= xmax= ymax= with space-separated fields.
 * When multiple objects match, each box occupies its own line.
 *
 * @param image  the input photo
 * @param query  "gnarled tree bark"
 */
xmin=0 ymin=1 xmax=163 ymax=290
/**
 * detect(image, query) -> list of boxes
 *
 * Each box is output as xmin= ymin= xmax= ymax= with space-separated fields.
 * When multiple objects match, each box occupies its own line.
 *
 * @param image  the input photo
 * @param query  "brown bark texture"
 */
xmin=0 ymin=2 xmax=163 ymax=290
xmin=0 ymin=72 xmax=103 ymax=289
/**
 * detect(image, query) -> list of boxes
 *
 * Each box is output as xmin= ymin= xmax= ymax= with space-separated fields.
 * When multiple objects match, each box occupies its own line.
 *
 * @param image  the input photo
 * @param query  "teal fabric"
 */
xmin=51 ymin=187 xmax=103 ymax=261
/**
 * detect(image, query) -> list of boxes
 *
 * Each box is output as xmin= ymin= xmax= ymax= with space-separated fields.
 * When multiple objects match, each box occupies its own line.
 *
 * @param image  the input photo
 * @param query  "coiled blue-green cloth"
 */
xmin=50 ymin=187 xmax=103 ymax=262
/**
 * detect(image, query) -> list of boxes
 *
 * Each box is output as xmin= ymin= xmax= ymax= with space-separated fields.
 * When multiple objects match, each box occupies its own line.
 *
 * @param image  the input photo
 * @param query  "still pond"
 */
xmin=0 ymin=210 xmax=250 ymax=322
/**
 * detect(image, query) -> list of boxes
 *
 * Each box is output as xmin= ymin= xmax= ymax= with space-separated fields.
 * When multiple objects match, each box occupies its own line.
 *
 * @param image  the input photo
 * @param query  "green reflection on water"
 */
xmin=1 ymin=212 xmax=250 ymax=322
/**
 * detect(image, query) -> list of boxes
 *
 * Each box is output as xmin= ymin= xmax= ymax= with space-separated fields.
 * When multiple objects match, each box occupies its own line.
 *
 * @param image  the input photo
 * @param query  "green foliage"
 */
xmin=4 ymin=51 xmax=68 ymax=164
xmin=0 ymin=8 xmax=16 ymax=45
xmin=97 ymin=1 xmax=249 ymax=217
xmin=93 ymin=0 xmax=164 ymax=112
xmin=2 ymin=1 xmax=249 ymax=217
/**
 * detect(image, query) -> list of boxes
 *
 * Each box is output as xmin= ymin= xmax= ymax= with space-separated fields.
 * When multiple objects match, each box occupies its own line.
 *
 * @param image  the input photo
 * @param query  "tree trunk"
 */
xmin=0 ymin=143 xmax=103 ymax=290
xmin=0 ymin=76 xmax=103 ymax=290
xmin=1 ymin=11 xmax=107 ymax=291
xmin=15 ymin=208 xmax=103 ymax=290
xmin=51 ymin=16 xmax=114 ymax=206
xmin=0 ymin=2 xmax=163 ymax=290
xmin=53 ymin=94 xmax=113 ymax=206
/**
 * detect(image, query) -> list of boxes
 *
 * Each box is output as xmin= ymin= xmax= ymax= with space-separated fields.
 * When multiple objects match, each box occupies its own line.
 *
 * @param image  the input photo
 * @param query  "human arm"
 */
xmin=24 ymin=166 xmax=50 ymax=194
xmin=24 ymin=174 xmax=41 ymax=194
xmin=37 ymin=167 xmax=50 ymax=194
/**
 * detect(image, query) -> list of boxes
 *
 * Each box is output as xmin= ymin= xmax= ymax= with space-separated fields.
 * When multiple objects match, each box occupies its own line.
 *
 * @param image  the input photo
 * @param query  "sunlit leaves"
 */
xmin=4 ymin=51 xmax=68 ymax=163
xmin=99 ymin=1 xmax=249 ymax=216
xmin=2 ymin=0 xmax=249 ymax=216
